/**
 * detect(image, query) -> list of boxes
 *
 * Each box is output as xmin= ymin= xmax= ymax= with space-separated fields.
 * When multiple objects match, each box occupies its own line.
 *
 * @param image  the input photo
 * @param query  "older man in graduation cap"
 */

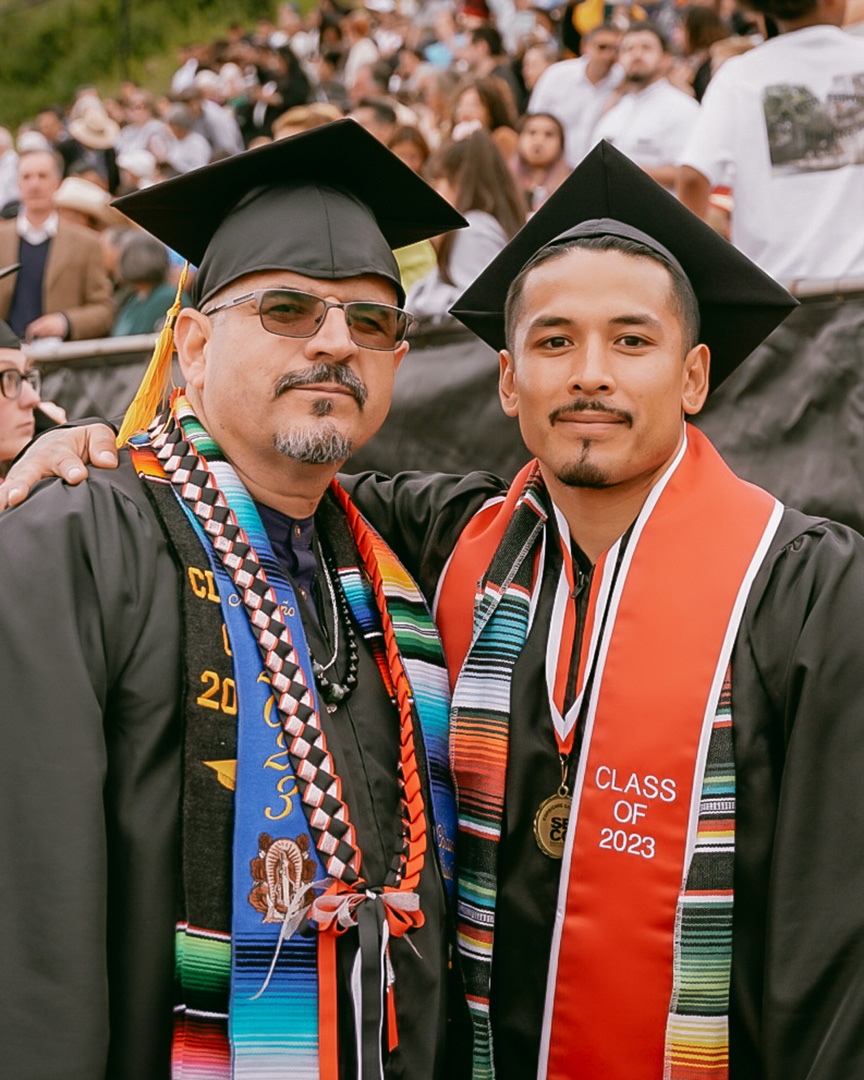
xmin=10 ymin=144 xmax=864 ymax=1080
xmin=0 ymin=120 xmax=468 ymax=1080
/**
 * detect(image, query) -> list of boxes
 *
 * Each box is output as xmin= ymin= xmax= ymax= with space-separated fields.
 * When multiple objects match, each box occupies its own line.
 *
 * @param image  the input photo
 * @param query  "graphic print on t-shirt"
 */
xmin=763 ymin=73 xmax=864 ymax=173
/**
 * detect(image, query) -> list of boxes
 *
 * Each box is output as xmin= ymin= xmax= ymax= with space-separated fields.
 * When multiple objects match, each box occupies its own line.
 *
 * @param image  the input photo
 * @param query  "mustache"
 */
xmin=273 ymin=363 xmax=368 ymax=410
xmin=549 ymin=399 xmax=633 ymax=427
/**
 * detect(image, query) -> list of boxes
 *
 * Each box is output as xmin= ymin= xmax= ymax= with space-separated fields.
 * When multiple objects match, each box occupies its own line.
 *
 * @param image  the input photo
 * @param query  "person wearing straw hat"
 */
xmin=53 ymin=175 xmax=126 ymax=232
xmin=66 ymin=105 xmax=121 ymax=193
xmin=0 ymin=121 xmax=469 ymax=1080
xmin=10 ymin=142 xmax=864 ymax=1080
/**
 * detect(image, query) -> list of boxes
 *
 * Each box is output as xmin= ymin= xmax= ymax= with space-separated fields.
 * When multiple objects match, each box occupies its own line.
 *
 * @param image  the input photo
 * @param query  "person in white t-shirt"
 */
xmin=591 ymin=22 xmax=701 ymax=189
xmin=679 ymin=0 xmax=864 ymax=282
xmin=528 ymin=23 xmax=624 ymax=167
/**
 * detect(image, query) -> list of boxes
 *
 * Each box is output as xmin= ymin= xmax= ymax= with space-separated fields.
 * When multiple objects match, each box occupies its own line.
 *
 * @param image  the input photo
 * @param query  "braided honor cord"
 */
xmin=149 ymin=410 xmax=427 ymax=897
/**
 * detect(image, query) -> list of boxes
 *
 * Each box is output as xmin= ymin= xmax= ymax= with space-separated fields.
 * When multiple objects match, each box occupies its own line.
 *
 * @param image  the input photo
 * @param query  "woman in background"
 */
xmin=510 ymin=113 xmax=571 ymax=213
xmin=0 ymin=325 xmax=41 ymax=480
xmin=451 ymin=76 xmax=520 ymax=160
xmin=111 ymin=234 xmax=188 ymax=337
xmin=387 ymin=126 xmax=438 ymax=293
xmin=407 ymin=129 xmax=526 ymax=320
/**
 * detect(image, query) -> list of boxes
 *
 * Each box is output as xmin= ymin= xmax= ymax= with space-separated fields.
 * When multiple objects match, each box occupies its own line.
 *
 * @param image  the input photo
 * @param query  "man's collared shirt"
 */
xmin=529 ymin=56 xmax=624 ymax=167
xmin=591 ymin=78 xmax=700 ymax=179
xmin=16 ymin=210 xmax=58 ymax=246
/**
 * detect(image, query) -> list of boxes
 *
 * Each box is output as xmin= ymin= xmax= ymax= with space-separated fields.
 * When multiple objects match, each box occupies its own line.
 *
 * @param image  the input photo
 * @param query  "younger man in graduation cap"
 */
xmin=11 ymin=145 xmax=864 ymax=1079
xmin=0 ymin=120 xmax=468 ymax=1079
xmin=362 ymin=145 xmax=864 ymax=1080
xmin=330 ymin=145 xmax=864 ymax=1079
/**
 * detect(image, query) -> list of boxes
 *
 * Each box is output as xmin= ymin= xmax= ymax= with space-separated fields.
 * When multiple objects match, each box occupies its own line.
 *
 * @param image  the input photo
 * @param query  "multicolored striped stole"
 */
xmin=129 ymin=393 xmax=455 ymax=1079
xmin=439 ymin=427 xmax=782 ymax=1080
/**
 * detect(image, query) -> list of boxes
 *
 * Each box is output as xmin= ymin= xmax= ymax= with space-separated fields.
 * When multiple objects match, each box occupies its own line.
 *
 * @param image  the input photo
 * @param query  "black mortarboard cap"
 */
xmin=0 ymin=264 xmax=20 ymax=349
xmin=113 ymin=118 xmax=466 ymax=308
xmin=449 ymin=141 xmax=797 ymax=391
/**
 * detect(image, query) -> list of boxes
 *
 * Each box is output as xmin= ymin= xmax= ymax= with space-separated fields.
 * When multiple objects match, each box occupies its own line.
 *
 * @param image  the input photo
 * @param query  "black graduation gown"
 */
xmin=345 ymin=467 xmax=864 ymax=1080
xmin=0 ymin=457 xmax=450 ymax=1080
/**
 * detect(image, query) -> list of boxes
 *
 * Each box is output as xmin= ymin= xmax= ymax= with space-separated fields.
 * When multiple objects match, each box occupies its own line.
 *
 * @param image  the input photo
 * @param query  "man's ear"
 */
xmin=682 ymin=343 xmax=710 ymax=416
xmin=174 ymin=308 xmax=212 ymax=391
xmin=393 ymin=338 xmax=409 ymax=377
xmin=499 ymin=349 xmax=519 ymax=417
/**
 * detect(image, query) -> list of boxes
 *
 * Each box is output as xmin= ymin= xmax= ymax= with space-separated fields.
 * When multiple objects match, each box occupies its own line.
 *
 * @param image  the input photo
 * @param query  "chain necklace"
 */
xmin=311 ymin=549 xmax=360 ymax=712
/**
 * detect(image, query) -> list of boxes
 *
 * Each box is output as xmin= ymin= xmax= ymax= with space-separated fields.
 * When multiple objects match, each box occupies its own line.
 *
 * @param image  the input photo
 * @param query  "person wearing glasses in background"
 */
xmin=0 ymin=122 xmax=469 ymax=1080
xmin=0 ymin=317 xmax=41 ymax=480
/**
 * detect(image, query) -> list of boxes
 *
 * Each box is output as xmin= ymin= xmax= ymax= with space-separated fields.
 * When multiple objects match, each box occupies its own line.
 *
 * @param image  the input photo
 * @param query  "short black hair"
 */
xmin=471 ymin=24 xmax=505 ymax=57
xmin=355 ymin=98 xmax=398 ymax=126
xmin=504 ymin=235 xmax=700 ymax=355
xmin=585 ymin=20 xmax=623 ymax=39
xmin=622 ymin=20 xmax=670 ymax=52
xmin=739 ymin=0 xmax=817 ymax=19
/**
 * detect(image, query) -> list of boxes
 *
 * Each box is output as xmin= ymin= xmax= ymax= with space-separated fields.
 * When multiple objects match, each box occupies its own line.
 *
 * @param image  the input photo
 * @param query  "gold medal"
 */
xmin=534 ymin=792 xmax=572 ymax=859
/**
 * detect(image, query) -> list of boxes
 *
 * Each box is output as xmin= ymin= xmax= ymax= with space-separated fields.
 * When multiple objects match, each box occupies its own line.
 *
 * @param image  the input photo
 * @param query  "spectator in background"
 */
xmin=679 ymin=0 xmax=864 ymax=283
xmin=528 ymin=23 xmax=623 ymax=167
xmin=387 ymin=124 xmax=438 ymax=291
xmin=390 ymin=47 xmax=428 ymax=94
xmin=116 ymin=149 xmax=158 ymax=191
xmin=234 ymin=45 xmax=312 ymax=145
xmin=0 ymin=150 xmax=113 ymax=341
xmin=520 ymin=42 xmax=558 ymax=95
xmin=271 ymin=103 xmax=343 ymax=140
xmin=65 ymin=107 xmax=121 ymax=193
xmin=343 ymin=9 xmax=381 ymax=96
xmin=407 ymin=129 xmax=526 ymax=318
xmin=465 ymin=24 xmax=526 ymax=111
xmin=34 ymin=106 xmax=72 ymax=164
xmin=414 ymin=67 xmax=460 ymax=149
xmin=110 ymin=233 xmax=184 ymax=337
xmin=0 ymin=320 xmax=40 ymax=478
xmin=678 ymin=6 xmax=732 ymax=101
xmin=388 ymin=123 xmax=431 ymax=173
xmin=186 ymin=76 xmax=245 ymax=155
xmin=162 ymin=104 xmax=212 ymax=174
xmin=452 ymin=75 xmax=519 ymax=159
xmin=100 ymin=223 xmax=135 ymax=299
xmin=311 ymin=50 xmax=350 ymax=109
xmin=592 ymin=22 xmax=699 ymax=189
xmin=114 ymin=91 xmax=170 ymax=159
xmin=53 ymin=175 xmax=123 ymax=232
xmin=350 ymin=97 xmax=398 ymax=142
xmin=510 ymin=112 xmax=571 ymax=212
xmin=0 ymin=129 xmax=19 ymax=213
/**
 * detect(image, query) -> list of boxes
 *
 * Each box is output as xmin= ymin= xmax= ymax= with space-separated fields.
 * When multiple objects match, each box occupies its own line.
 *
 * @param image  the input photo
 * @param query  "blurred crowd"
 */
xmin=0 ymin=0 xmax=862 ymax=357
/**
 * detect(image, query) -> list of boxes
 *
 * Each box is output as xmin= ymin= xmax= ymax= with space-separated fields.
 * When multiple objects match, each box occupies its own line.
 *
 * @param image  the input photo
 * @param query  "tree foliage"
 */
xmin=0 ymin=0 xmax=271 ymax=129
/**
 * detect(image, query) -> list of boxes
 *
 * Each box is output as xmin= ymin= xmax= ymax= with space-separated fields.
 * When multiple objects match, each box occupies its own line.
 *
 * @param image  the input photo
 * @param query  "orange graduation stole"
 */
xmin=439 ymin=427 xmax=783 ymax=1079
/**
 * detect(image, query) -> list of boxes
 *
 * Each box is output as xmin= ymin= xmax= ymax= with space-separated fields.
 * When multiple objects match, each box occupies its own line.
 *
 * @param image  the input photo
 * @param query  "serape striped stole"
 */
xmin=129 ymin=407 xmax=454 ymax=1080
xmin=438 ymin=427 xmax=782 ymax=1080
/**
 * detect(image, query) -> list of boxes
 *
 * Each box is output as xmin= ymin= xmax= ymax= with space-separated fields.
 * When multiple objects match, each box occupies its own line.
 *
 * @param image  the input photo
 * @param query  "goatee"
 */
xmin=273 ymin=424 xmax=353 ymax=465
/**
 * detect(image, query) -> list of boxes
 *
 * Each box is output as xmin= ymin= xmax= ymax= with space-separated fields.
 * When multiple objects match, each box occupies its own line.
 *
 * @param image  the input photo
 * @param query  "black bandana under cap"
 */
xmin=449 ymin=141 xmax=797 ymax=391
xmin=536 ymin=218 xmax=688 ymax=282
xmin=192 ymin=181 xmax=405 ymax=308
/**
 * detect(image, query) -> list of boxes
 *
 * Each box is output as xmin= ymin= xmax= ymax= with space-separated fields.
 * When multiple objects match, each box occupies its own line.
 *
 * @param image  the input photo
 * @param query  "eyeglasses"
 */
xmin=0 ymin=367 xmax=41 ymax=400
xmin=203 ymin=288 xmax=413 ymax=351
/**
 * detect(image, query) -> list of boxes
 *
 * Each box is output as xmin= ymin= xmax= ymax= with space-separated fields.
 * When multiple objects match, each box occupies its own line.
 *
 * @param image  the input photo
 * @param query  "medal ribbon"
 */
xmin=540 ymin=429 xmax=782 ymax=1080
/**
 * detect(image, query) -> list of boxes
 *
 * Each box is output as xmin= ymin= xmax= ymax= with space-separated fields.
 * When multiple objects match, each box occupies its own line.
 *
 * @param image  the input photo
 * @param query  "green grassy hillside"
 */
xmin=0 ymin=0 xmax=270 ymax=130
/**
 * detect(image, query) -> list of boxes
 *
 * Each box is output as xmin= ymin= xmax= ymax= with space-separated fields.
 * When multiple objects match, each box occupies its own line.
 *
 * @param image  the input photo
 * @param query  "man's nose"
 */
xmin=304 ymin=304 xmax=357 ymax=361
xmin=568 ymin=339 xmax=616 ymax=394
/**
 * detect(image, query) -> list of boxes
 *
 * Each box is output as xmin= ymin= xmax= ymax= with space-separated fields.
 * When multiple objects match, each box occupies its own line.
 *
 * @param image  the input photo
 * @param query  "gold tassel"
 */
xmin=116 ymin=262 xmax=190 ymax=447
